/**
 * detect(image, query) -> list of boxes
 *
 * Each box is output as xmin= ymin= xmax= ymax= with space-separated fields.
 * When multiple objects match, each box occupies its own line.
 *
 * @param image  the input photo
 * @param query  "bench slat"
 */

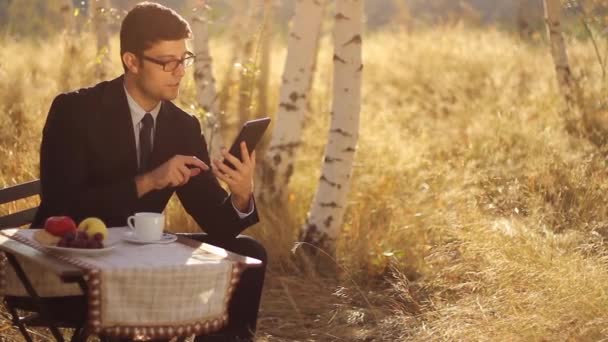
xmin=0 ymin=180 xmax=41 ymax=205
xmin=0 ymin=208 xmax=38 ymax=229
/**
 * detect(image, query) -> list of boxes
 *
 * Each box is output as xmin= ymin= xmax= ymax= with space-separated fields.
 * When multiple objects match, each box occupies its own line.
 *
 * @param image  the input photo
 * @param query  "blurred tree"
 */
xmin=189 ymin=0 xmax=224 ymax=157
xmin=255 ymin=0 xmax=274 ymax=120
xmin=0 ymin=0 xmax=10 ymax=31
xmin=543 ymin=0 xmax=579 ymax=111
xmin=391 ymin=0 xmax=412 ymax=29
xmin=217 ymin=1 xmax=250 ymax=125
xmin=300 ymin=0 xmax=363 ymax=260
xmin=6 ymin=0 xmax=66 ymax=37
xmin=517 ymin=0 xmax=533 ymax=39
xmin=90 ymin=0 xmax=112 ymax=80
xmin=237 ymin=0 xmax=263 ymax=127
xmin=58 ymin=0 xmax=78 ymax=91
xmin=257 ymin=0 xmax=326 ymax=205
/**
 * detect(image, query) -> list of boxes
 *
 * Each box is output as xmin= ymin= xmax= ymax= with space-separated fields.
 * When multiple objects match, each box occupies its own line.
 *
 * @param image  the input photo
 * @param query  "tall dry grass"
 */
xmin=2 ymin=24 xmax=608 ymax=341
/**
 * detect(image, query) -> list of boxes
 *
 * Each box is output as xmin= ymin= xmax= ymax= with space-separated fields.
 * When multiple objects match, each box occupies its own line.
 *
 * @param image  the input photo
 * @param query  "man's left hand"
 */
xmin=211 ymin=142 xmax=255 ymax=212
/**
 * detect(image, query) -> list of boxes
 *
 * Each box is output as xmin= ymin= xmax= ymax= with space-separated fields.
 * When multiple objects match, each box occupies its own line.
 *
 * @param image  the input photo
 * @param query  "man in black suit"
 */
xmin=31 ymin=2 xmax=266 ymax=341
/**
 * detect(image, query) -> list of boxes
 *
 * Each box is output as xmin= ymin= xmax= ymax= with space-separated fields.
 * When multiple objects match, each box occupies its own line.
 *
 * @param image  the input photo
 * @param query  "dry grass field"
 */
xmin=2 ymin=24 xmax=608 ymax=341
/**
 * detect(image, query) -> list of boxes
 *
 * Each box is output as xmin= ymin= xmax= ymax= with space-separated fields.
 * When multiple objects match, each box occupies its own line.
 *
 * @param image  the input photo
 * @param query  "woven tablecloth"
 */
xmin=0 ymin=228 xmax=244 ymax=340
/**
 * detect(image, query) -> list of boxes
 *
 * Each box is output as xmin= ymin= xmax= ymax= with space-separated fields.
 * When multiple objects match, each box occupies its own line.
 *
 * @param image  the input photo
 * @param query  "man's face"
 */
xmin=134 ymin=39 xmax=189 ymax=102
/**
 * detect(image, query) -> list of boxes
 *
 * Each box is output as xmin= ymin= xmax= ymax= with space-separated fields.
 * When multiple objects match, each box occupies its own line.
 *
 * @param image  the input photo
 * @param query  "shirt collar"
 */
xmin=123 ymin=85 xmax=162 ymax=126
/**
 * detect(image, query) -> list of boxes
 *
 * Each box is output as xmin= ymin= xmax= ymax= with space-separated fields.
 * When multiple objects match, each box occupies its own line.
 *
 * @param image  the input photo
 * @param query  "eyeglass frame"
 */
xmin=139 ymin=52 xmax=196 ymax=72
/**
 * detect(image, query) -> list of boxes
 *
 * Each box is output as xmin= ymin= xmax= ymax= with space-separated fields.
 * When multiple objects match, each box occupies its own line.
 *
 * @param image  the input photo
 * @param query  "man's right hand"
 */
xmin=135 ymin=155 xmax=209 ymax=197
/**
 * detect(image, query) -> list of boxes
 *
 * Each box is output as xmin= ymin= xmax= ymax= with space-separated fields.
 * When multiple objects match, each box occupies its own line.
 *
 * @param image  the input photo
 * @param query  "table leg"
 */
xmin=3 ymin=297 xmax=34 ymax=342
xmin=70 ymin=325 xmax=90 ymax=342
xmin=5 ymin=252 xmax=66 ymax=342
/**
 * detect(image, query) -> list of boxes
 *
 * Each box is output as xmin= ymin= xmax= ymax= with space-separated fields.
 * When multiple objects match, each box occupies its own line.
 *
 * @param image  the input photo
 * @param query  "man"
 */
xmin=32 ymin=2 xmax=266 ymax=341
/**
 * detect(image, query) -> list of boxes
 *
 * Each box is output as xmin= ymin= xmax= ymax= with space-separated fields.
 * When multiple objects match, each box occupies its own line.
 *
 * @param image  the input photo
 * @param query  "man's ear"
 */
xmin=122 ymin=52 xmax=140 ymax=74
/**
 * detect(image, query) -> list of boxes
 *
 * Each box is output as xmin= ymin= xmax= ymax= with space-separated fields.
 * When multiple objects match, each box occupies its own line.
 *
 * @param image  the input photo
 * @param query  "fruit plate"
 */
xmin=43 ymin=244 xmax=117 ymax=256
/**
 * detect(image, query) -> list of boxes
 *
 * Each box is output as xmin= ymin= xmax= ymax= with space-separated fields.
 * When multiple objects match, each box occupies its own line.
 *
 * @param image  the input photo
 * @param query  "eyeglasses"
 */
xmin=140 ymin=52 xmax=196 ymax=72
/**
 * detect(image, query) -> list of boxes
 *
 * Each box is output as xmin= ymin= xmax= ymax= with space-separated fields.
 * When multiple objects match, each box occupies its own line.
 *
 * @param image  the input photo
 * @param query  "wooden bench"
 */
xmin=0 ymin=180 xmax=40 ymax=229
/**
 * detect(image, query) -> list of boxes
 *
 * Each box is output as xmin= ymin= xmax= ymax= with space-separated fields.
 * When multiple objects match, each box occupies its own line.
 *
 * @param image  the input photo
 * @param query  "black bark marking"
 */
xmin=290 ymin=32 xmax=302 ymax=40
xmin=320 ymin=202 xmax=341 ymax=208
xmin=269 ymin=142 xmax=301 ymax=152
xmin=357 ymin=64 xmax=363 ymax=72
xmin=289 ymin=91 xmax=304 ymax=102
xmin=343 ymin=35 xmax=362 ymax=46
xmin=333 ymin=54 xmax=347 ymax=64
xmin=307 ymin=223 xmax=318 ymax=234
xmin=335 ymin=13 xmax=350 ymax=21
xmin=324 ymin=216 xmax=334 ymax=228
xmin=324 ymin=156 xmax=343 ymax=163
xmin=273 ymin=154 xmax=281 ymax=166
xmin=279 ymin=102 xmax=298 ymax=111
xmin=285 ymin=163 xmax=294 ymax=180
xmin=320 ymin=175 xmax=339 ymax=188
xmin=331 ymin=128 xmax=352 ymax=137
xmin=343 ymin=147 xmax=356 ymax=153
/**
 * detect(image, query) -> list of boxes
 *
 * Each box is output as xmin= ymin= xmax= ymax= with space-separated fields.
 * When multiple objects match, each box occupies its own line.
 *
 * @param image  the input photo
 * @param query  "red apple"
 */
xmin=44 ymin=216 xmax=77 ymax=237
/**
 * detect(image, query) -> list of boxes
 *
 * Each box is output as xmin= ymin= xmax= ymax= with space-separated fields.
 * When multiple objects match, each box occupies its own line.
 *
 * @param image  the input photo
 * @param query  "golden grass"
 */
xmin=3 ymin=25 xmax=608 ymax=340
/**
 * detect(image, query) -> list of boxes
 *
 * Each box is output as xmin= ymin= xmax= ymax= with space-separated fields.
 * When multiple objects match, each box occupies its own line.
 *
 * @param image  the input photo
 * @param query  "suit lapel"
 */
xmin=101 ymin=75 xmax=139 ymax=175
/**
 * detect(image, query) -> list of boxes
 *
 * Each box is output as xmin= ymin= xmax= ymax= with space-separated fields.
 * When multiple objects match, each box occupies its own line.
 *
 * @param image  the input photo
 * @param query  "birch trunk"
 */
xmin=543 ymin=0 xmax=578 ymax=109
xmin=299 ymin=0 xmax=363 ymax=256
xmin=258 ymin=0 xmax=326 ymax=204
xmin=217 ymin=10 xmax=242 ymax=115
xmin=392 ymin=0 xmax=411 ymax=29
xmin=256 ymin=0 xmax=273 ymax=119
xmin=91 ymin=0 xmax=112 ymax=80
xmin=190 ymin=0 xmax=223 ymax=156
xmin=218 ymin=2 xmax=251 ymax=127
xmin=59 ymin=0 xmax=76 ymax=91
xmin=238 ymin=1 xmax=262 ymax=127
xmin=60 ymin=0 xmax=74 ymax=33
xmin=517 ymin=0 xmax=532 ymax=39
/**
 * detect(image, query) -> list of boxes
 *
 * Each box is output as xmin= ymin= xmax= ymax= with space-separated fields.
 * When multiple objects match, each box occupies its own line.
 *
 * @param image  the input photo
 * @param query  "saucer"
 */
xmin=123 ymin=232 xmax=177 ymax=244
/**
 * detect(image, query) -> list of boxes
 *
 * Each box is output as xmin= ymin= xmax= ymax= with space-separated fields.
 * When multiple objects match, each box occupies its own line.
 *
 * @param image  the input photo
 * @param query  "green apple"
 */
xmin=78 ymin=217 xmax=108 ymax=241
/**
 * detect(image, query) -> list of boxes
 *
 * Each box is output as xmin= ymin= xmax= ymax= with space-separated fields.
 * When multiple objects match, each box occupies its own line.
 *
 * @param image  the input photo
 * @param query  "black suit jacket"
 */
xmin=32 ymin=75 xmax=259 ymax=240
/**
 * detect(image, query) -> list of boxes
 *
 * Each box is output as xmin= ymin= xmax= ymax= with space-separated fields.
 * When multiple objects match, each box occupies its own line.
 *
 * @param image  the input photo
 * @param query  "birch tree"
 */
xmin=59 ymin=0 xmax=76 ymax=91
xmin=300 ymin=0 xmax=363 ymax=256
xmin=60 ymin=0 xmax=75 ymax=32
xmin=90 ymin=0 xmax=112 ymax=80
xmin=543 ymin=0 xmax=578 ymax=109
xmin=237 ymin=1 xmax=263 ymax=127
xmin=256 ymin=0 xmax=274 ymax=119
xmin=190 ymin=0 xmax=223 ymax=156
xmin=217 ymin=1 xmax=254 ymax=128
xmin=258 ymin=0 xmax=326 ymax=204
xmin=392 ymin=0 xmax=411 ymax=29
xmin=517 ymin=0 xmax=532 ymax=39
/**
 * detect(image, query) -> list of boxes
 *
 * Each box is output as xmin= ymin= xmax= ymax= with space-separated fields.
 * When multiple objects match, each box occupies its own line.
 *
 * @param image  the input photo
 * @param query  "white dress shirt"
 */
xmin=123 ymin=86 xmax=254 ymax=218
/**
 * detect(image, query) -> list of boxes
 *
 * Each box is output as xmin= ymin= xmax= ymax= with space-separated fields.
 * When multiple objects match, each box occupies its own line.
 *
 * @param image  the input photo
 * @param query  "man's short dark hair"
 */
xmin=120 ymin=2 xmax=192 ymax=72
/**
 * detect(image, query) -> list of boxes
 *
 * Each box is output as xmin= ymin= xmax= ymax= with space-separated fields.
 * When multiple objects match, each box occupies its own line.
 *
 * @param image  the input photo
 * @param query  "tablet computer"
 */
xmin=223 ymin=117 xmax=271 ymax=169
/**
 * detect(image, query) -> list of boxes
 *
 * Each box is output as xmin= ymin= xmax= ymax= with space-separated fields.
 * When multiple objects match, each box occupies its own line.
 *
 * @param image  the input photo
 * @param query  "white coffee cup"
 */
xmin=127 ymin=212 xmax=165 ymax=241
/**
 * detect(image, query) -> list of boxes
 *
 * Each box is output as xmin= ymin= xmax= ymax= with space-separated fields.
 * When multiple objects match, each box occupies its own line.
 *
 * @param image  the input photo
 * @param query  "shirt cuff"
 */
xmin=231 ymin=194 xmax=255 ymax=218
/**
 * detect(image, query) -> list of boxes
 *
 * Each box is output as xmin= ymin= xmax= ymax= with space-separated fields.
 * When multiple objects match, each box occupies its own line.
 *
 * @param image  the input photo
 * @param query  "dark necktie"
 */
xmin=139 ymin=113 xmax=154 ymax=172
